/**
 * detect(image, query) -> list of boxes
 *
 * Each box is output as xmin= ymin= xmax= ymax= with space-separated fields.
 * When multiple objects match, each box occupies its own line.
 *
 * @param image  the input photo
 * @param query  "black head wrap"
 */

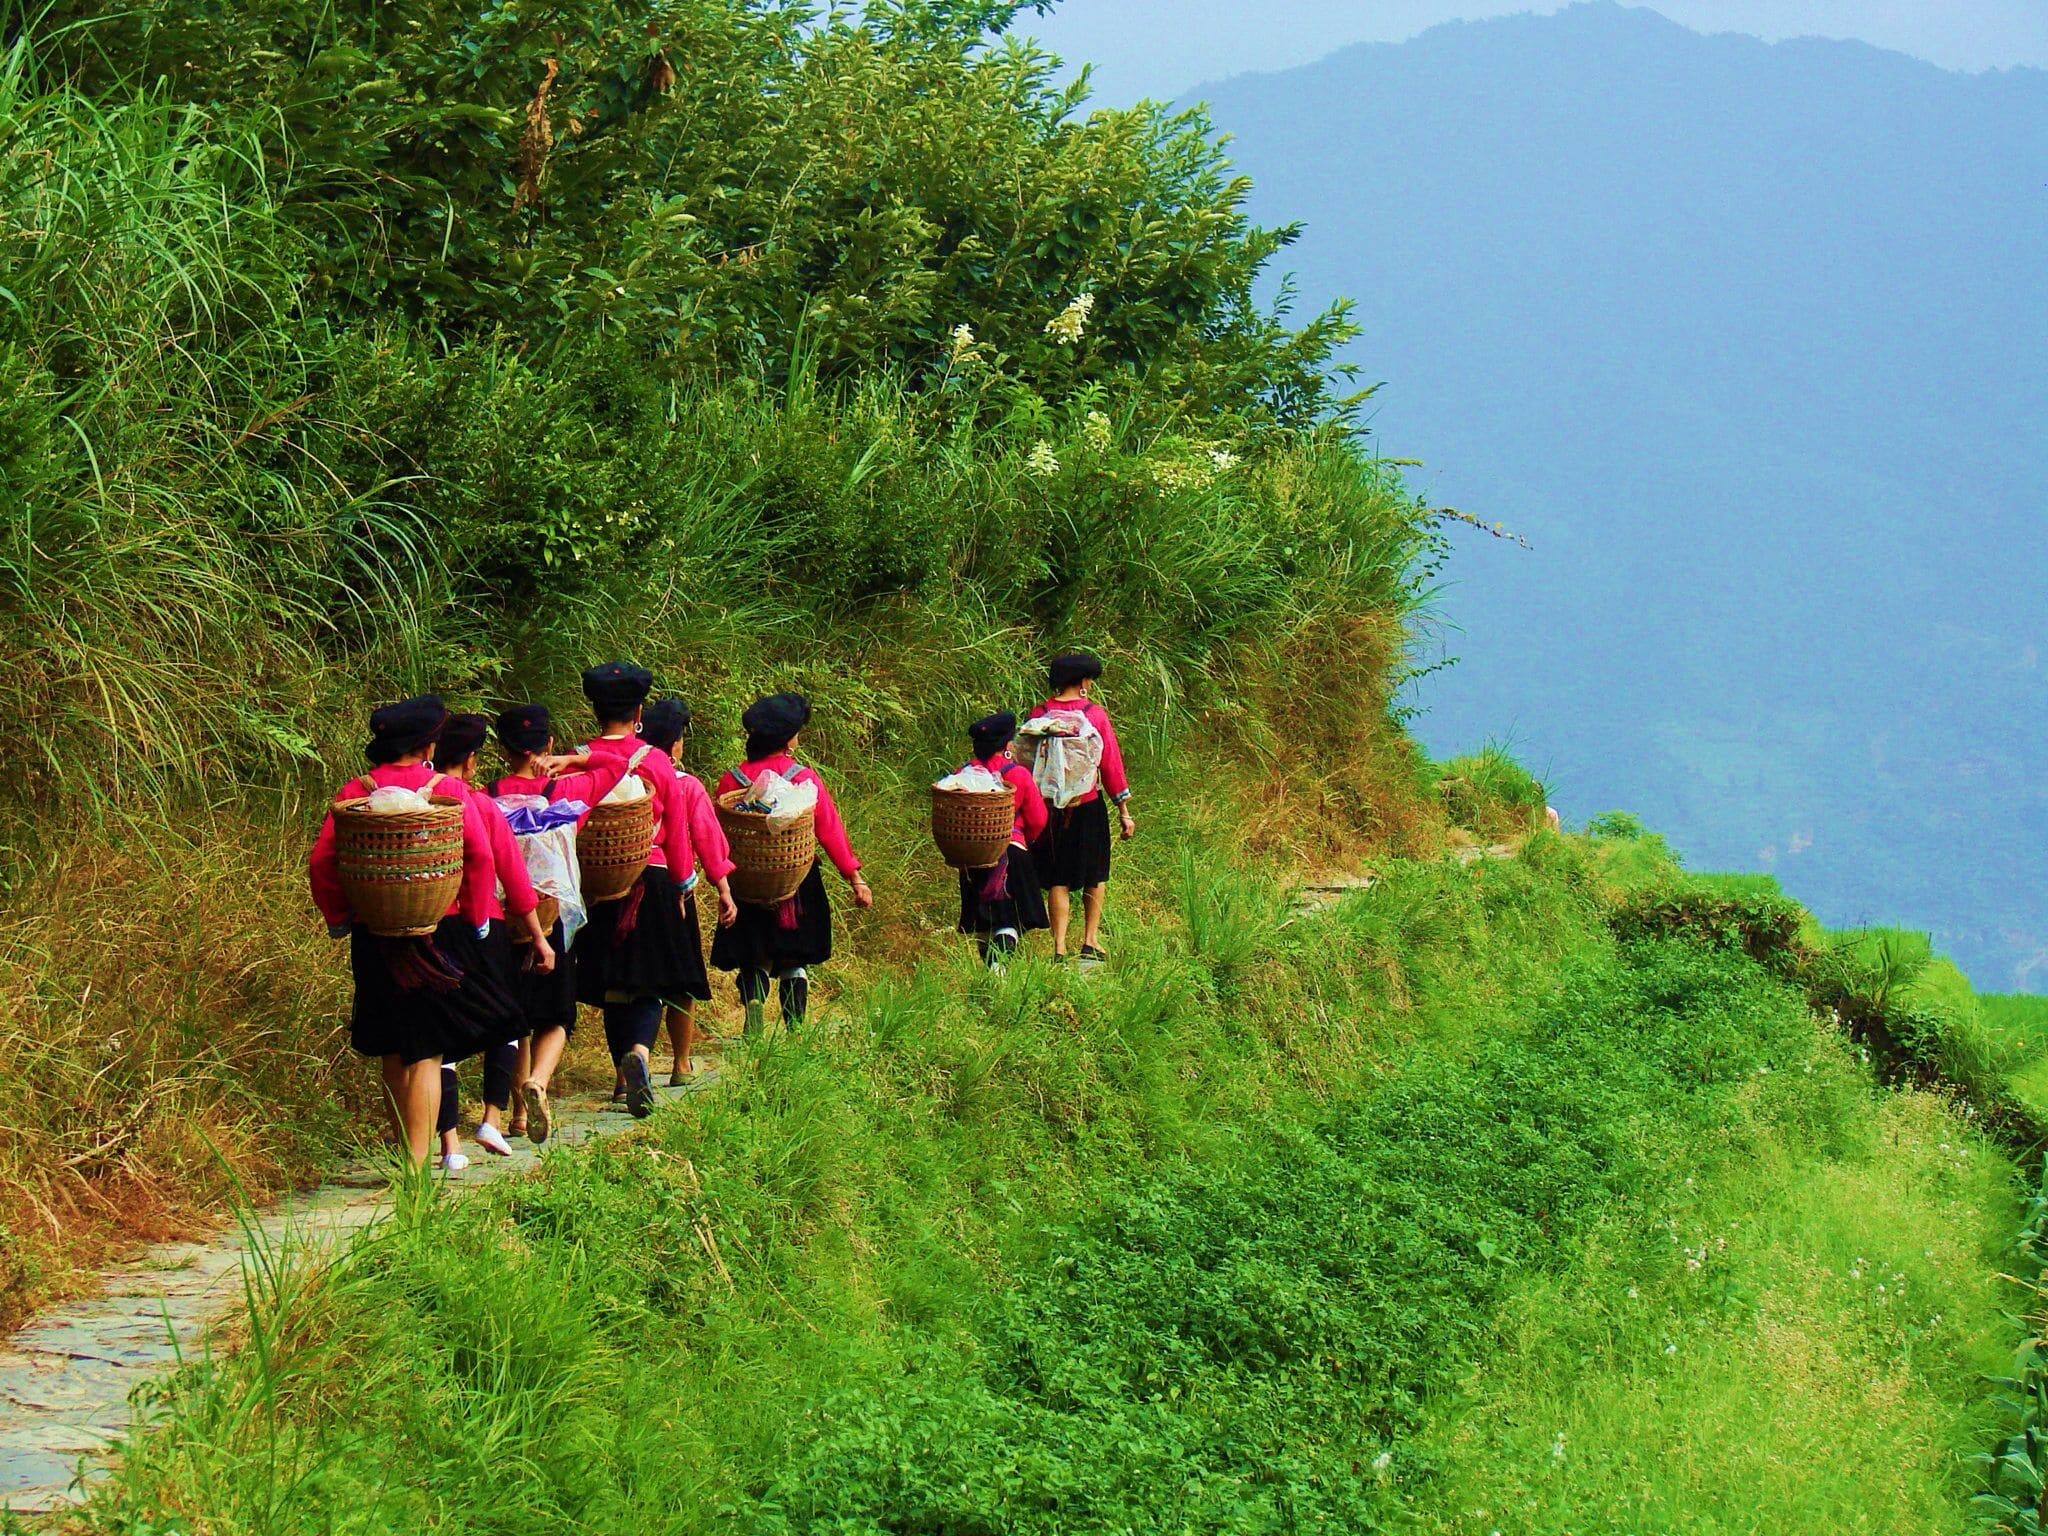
xmin=494 ymin=702 xmax=551 ymax=757
xmin=364 ymin=694 xmax=447 ymax=765
xmin=582 ymin=660 xmax=653 ymax=720
xmin=969 ymin=710 xmax=1018 ymax=759
xmin=741 ymin=692 xmax=810 ymax=760
xmin=640 ymin=696 xmax=690 ymax=753
xmin=432 ymin=712 xmax=490 ymax=770
xmin=1047 ymin=651 xmax=1103 ymax=691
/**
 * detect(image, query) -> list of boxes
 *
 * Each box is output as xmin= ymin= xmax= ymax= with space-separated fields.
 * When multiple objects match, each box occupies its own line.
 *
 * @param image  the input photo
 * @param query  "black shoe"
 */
xmin=1079 ymin=944 xmax=1107 ymax=964
xmin=622 ymin=1054 xmax=654 ymax=1120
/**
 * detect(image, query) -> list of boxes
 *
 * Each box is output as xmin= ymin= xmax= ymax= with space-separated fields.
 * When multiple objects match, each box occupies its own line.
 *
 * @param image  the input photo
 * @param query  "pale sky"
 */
xmin=1021 ymin=0 xmax=2048 ymax=100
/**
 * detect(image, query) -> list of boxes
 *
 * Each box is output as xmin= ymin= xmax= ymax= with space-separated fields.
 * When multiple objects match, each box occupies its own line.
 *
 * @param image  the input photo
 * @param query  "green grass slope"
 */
xmin=51 ymin=835 xmax=2024 ymax=1534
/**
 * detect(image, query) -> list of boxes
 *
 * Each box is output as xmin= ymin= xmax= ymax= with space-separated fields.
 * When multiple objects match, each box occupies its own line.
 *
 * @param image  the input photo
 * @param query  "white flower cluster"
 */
xmin=950 ymin=322 xmax=977 ymax=360
xmin=1044 ymin=292 xmax=1095 ymax=345
xmin=1082 ymin=409 xmax=1113 ymax=453
xmin=1026 ymin=441 xmax=1061 ymax=479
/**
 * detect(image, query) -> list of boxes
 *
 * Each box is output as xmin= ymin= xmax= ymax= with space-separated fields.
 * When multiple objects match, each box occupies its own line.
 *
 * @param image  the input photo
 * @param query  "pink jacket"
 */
xmin=308 ymin=764 xmax=496 ymax=929
xmin=675 ymin=769 xmax=736 ymax=884
xmin=717 ymin=753 xmax=861 ymax=879
xmin=1026 ymin=697 xmax=1130 ymax=806
xmin=970 ymin=752 xmax=1050 ymax=846
xmin=584 ymin=735 xmax=693 ymax=875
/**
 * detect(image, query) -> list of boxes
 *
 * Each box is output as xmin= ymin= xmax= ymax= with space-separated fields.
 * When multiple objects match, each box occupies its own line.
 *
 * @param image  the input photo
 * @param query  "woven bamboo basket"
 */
xmin=516 ymin=893 xmax=562 ymax=942
xmin=717 ymin=790 xmax=817 ymax=906
xmin=578 ymin=797 xmax=655 ymax=905
xmin=931 ymin=785 xmax=1016 ymax=871
xmin=332 ymin=795 xmax=467 ymax=937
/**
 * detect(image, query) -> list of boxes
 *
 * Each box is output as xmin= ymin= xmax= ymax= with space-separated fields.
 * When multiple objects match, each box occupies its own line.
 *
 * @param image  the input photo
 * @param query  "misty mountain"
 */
xmin=1193 ymin=2 xmax=2048 ymax=984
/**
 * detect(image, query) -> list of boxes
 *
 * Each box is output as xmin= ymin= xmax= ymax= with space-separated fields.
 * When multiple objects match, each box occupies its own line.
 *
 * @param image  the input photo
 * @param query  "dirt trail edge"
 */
xmin=0 ymin=1074 xmax=719 ymax=1515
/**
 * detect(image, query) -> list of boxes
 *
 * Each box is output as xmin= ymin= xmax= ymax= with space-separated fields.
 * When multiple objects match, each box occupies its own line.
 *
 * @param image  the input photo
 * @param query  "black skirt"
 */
xmin=1031 ymin=795 xmax=1113 ymax=890
xmin=513 ymin=915 xmax=579 ymax=1034
xmin=575 ymin=863 xmax=712 ymax=1006
xmin=349 ymin=916 xmax=524 ymax=1067
xmin=957 ymin=844 xmax=1051 ymax=936
xmin=711 ymin=861 xmax=832 ymax=972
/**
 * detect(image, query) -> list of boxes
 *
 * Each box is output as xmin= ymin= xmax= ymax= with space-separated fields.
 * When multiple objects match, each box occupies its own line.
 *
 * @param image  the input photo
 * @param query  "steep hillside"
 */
xmin=1193 ymin=1 xmax=2048 ymax=987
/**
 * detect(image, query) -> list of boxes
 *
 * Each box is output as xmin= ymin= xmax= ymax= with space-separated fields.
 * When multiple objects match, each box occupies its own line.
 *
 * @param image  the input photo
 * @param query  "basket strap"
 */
xmin=731 ymin=764 xmax=752 ymax=789
xmin=422 ymin=772 xmax=447 ymax=798
xmin=627 ymin=745 xmax=651 ymax=772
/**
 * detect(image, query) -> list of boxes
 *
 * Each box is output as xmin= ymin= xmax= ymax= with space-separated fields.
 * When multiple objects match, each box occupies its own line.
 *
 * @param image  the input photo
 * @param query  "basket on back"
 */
xmin=578 ymin=797 xmax=655 ymax=905
xmin=332 ymin=795 xmax=467 ymax=937
xmin=717 ymin=791 xmax=816 ymax=906
xmin=931 ymin=785 xmax=1016 ymax=871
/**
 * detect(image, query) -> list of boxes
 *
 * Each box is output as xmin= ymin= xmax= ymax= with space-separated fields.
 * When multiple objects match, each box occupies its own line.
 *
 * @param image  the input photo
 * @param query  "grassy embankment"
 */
xmin=38 ymin=814 xmax=2025 ymax=1535
xmin=0 ymin=5 xmax=2038 ymax=1530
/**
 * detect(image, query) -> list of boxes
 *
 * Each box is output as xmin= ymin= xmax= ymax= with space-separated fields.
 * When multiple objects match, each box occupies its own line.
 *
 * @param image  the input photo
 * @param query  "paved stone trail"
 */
xmin=0 ymin=1074 xmax=718 ymax=1516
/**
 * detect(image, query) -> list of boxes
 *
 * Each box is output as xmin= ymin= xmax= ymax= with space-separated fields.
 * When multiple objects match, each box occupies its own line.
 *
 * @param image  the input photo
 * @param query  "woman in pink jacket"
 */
xmin=638 ymin=697 xmax=737 ymax=1083
xmin=711 ymin=692 xmax=873 ymax=1036
xmin=307 ymin=695 xmax=535 ymax=1168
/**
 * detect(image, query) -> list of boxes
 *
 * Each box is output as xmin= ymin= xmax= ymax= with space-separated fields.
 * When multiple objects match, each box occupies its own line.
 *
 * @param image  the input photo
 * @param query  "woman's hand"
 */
xmin=1119 ymin=807 xmax=1137 ymax=841
xmin=533 ymin=752 xmax=591 ymax=777
xmin=529 ymin=934 xmax=556 ymax=974
xmin=850 ymin=874 xmax=875 ymax=910
xmin=715 ymin=880 xmax=739 ymax=927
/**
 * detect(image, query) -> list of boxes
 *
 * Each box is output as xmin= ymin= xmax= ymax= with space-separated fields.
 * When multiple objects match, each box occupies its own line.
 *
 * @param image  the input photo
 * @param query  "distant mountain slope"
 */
xmin=1196 ymin=1 xmax=2048 ymax=984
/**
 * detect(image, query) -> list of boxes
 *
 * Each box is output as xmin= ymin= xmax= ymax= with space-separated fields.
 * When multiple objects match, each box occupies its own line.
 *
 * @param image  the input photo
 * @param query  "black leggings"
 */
xmin=437 ymin=1043 xmax=519 ymax=1132
xmin=602 ymin=996 xmax=662 ymax=1064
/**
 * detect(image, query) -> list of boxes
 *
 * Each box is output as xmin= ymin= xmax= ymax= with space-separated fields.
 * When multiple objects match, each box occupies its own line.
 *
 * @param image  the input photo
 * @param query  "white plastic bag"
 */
xmin=935 ymin=764 xmax=1004 ymax=794
xmin=494 ymin=793 xmax=590 ymax=950
xmin=735 ymin=768 xmax=819 ymax=828
xmin=601 ymin=772 xmax=650 ymax=805
xmin=364 ymin=785 xmax=433 ymax=814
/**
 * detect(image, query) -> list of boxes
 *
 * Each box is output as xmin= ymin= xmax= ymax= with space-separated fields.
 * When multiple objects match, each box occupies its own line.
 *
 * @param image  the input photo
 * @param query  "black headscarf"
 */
xmin=741 ymin=692 xmax=810 ymax=761
xmin=639 ymin=696 xmax=690 ymax=753
xmin=969 ymin=710 xmax=1018 ymax=759
xmin=1047 ymin=651 xmax=1103 ymax=691
xmin=582 ymin=660 xmax=654 ymax=720
xmin=432 ymin=712 xmax=490 ymax=771
xmin=494 ymin=702 xmax=552 ymax=757
xmin=364 ymin=694 xmax=447 ymax=765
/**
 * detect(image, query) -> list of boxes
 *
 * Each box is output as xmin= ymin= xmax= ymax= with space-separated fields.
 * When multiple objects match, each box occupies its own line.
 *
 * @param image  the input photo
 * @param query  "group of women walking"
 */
xmin=308 ymin=653 xmax=1136 ymax=1168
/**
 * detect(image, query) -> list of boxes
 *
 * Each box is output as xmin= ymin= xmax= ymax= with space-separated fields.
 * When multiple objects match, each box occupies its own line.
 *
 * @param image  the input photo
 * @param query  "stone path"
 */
xmin=0 ymin=1074 xmax=716 ymax=1516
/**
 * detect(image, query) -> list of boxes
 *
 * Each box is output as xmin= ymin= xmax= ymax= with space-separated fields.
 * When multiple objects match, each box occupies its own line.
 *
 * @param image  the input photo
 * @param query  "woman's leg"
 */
xmin=521 ymin=1025 xmax=567 ymax=1145
xmin=777 ymin=967 xmax=808 ymax=1031
xmin=1081 ymin=884 xmax=1107 ymax=953
xmin=665 ymin=1001 xmax=698 ymax=1084
xmin=437 ymin=1065 xmax=462 ymax=1162
xmin=1047 ymin=887 xmax=1072 ymax=956
xmin=739 ymin=968 xmax=770 ymax=1038
xmin=603 ymin=997 xmax=661 ymax=1118
xmin=382 ymin=1055 xmax=441 ymax=1167
xmin=509 ymin=1036 xmax=533 ymax=1133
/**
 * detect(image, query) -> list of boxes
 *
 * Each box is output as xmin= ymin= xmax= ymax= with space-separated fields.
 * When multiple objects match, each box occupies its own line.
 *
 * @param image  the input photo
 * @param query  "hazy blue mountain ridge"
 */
xmin=1191 ymin=3 xmax=2047 ymax=984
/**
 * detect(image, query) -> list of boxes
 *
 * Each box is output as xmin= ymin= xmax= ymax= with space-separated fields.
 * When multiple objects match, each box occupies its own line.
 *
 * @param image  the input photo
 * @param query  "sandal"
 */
xmin=522 ymin=1082 xmax=552 ymax=1146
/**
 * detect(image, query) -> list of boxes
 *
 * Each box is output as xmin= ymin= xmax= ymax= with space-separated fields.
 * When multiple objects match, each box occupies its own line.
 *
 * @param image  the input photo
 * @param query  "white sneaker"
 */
xmin=438 ymin=1151 xmax=471 ymax=1172
xmin=474 ymin=1124 xmax=513 ymax=1157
